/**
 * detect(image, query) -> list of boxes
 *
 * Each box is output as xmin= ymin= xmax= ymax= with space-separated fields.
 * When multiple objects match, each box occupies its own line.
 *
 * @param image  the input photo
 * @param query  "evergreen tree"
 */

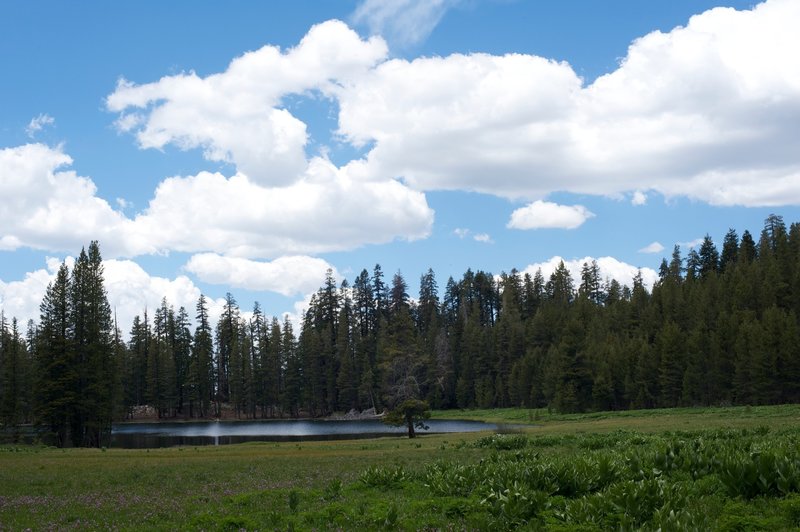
xmin=189 ymin=295 xmax=214 ymax=418
xmin=34 ymin=243 xmax=116 ymax=447
xmin=698 ymin=235 xmax=720 ymax=278
xmin=173 ymin=306 xmax=192 ymax=415
xmin=215 ymin=293 xmax=240 ymax=413
xmin=336 ymin=284 xmax=358 ymax=411
xmin=71 ymin=243 xmax=116 ymax=446
xmin=720 ymin=228 xmax=739 ymax=272
xmin=739 ymin=230 xmax=757 ymax=263
xmin=657 ymin=321 xmax=684 ymax=407
xmin=579 ymin=260 xmax=604 ymax=305
xmin=126 ymin=313 xmax=149 ymax=416
xmin=0 ymin=317 xmax=28 ymax=440
xmin=547 ymin=261 xmax=574 ymax=305
xmin=281 ymin=317 xmax=301 ymax=416
xmin=148 ymin=298 xmax=176 ymax=418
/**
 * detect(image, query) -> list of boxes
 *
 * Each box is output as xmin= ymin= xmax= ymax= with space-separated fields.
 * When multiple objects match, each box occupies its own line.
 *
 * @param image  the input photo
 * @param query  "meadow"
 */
xmin=3 ymin=405 xmax=800 ymax=530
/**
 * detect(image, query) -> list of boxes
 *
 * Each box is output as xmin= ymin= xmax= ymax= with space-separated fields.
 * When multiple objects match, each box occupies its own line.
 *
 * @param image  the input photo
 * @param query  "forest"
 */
xmin=1 ymin=214 xmax=799 ymax=447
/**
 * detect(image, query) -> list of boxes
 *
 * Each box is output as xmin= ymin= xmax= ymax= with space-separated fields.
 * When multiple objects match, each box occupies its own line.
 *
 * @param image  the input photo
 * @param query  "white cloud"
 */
xmin=639 ymin=241 xmax=665 ymax=254
xmin=507 ymin=200 xmax=594 ymax=230
xmin=352 ymin=0 xmax=461 ymax=48
xmin=25 ymin=113 xmax=55 ymax=138
xmin=679 ymin=238 xmax=705 ymax=249
xmin=336 ymin=0 xmax=800 ymax=207
xmin=12 ymin=2 xmax=800 ymax=268
xmin=0 ymin=143 xmax=432 ymax=259
xmin=0 ymin=257 xmax=230 ymax=338
xmin=98 ymin=21 xmax=433 ymax=258
xmin=107 ymin=19 xmax=387 ymax=186
xmin=452 ymin=228 xmax=493 ymax=243
xmin=103 ymin=259 xmax=229 ymax=334
xmin=0 ymin=144 xmax=142 ymax=256
xmin=185 ymin=253 xmax=336 ymax=296
xmin=631 ymin=191 xmax=647 ymax=206
xmin=130 ymin=159 xmax=432 ymax=257
xmin=521 ymin=256 xmax=659 ymax=291
xmin=0 ymin=266 xmax=54 ymax=328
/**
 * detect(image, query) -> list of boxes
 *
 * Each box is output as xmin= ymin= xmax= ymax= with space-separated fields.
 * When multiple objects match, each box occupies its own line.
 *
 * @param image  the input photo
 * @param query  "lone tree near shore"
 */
xmin=383 ymin=398 xmax=430 ymax=438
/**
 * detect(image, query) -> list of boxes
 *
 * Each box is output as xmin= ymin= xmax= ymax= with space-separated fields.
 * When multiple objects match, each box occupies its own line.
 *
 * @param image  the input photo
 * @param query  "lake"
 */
xmin=111 ymin=419 xmax=499 ymax=448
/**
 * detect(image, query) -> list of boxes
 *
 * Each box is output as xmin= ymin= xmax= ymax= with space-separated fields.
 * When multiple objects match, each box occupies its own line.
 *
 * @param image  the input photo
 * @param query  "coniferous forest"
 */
xmin=1 ymin=215 xmax=800 ymax=447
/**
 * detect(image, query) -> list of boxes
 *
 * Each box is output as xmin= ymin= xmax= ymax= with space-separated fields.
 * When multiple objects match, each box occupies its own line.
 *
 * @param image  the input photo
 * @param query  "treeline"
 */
xmin=293 ymin=214 xmax=800 ymax=414
xmin=1 ymin=215 xmax=800 ymax=446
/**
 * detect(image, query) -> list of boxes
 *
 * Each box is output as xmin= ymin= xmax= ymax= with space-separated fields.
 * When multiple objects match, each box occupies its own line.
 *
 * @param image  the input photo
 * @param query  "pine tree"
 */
xmin=249 ymin=305 xmax=267 ymax=417
xmin=493 ymin=274 xmax=525 ymax=407
xmin=547 ymin=261 xmax=574 ymax=305
xmin=173 ymin=306 xmax=192 ymax=416
xmin=698 ymin=235 xmax=720 ymax=278
xmin=720 ymin=228 xmax=739 ymax=272
xmin=215 ymin=293 xmax=240 ymax=413
xmin=127 ymin=313 xmax=149 ymax=415
xmin=79 ymin=243 xmax=116 ymax=444
xmin=0 ymin=316 xmax=27 ymax=441
xmin=189 ymin=295 xmax=214 ymax=418
xmin=739 ymin=230 xmax=757 ymax=263
xmin=579 ymin=260 xmax=604 ymax=305
xmin=380 ymin=271 xmax=427 ymax=409
xmin=657 ymin=321 xmax=684 ymax=407
xmin=281 ymin=317 xmax=301 ymax=416
xmin=336 ymin=285 xmax=358 ymax=411
xmin=148 ymin=298 xmax=176 ymax=418
xmin=34 ymin=242 xmax=116 ymax=447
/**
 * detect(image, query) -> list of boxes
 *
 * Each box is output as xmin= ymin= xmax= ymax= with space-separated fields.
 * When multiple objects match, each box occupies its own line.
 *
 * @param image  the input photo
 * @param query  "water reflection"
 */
xmin=111 ymin=419 xmax=497 ymax=448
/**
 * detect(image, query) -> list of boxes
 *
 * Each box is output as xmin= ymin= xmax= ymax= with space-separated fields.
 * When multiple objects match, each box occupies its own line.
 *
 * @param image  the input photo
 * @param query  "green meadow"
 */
xmin=3 ymin=405 xmax=800 ymax=530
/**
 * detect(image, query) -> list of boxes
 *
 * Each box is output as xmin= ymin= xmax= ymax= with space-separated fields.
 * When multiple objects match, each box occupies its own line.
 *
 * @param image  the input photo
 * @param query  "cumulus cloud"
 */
xmin=521 ymin=256 xmax=659 ymax=291
xmin=0 ymin=257 xmax=229 ymax=338
xmin=130 ymin=159 xmax=432 ymax=257
xmin=507 ymin=201 xmax=594 ymax=230
xmin=631 ymin=191 xmax=647 ymax=206
xmin=185 ymin=253 xmax=336 ymax=296
xmin=352 ymin=0 xmax=461 ymax=48
xmin=0 ymin=144 xmax=143 ymax=256
xmin=336 ymin=0 xmax=800 ymax=207
xmin=0 ymin=266 xmax=54 ymax=328
xmin=473 ymin=233 xmax=493 ymax=244
xmin=98 ymin=21 xmax=434 ymax=258
xmin=25 ymin=113 xmax=55 ymax=138
xmin=11 ymin=1 xmax=800 ymax=269
xmin=639 ymin=241 xmax=665 ymax=254
xmin=103 ymin=259 xmax=230 ymax=333
xmin=0 ymin=143 xmax=432 ymax=259
xmin=107 ymin=19 xmax=387 ymax=186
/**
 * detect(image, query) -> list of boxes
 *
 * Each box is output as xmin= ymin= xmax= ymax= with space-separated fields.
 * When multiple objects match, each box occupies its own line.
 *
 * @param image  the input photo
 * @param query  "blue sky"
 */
xmin=2 ymin=0 xmax=799 ymax=330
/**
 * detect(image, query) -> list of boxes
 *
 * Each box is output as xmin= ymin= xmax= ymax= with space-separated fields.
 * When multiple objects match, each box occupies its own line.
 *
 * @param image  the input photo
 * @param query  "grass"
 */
xmin=433 ymin=403 xmax=800 ymax=433
xmin=2 ymin=404 xmax=800 ymax=529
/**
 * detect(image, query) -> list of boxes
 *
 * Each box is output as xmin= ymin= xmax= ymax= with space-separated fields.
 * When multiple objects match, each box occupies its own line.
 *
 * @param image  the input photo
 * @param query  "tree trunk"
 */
xmin=406 ymin=415 xmax=416 ymax=438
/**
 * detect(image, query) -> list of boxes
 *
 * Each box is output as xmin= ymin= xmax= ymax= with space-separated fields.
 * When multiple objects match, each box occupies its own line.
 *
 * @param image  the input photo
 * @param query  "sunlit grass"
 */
xmin=3 ymin=404 xmax=800 ymax=529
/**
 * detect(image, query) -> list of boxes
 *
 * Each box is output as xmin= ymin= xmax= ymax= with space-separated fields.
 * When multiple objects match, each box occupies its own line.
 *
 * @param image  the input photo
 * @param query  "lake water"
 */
xmin=111 ymin=419 xmax=498 ymax=448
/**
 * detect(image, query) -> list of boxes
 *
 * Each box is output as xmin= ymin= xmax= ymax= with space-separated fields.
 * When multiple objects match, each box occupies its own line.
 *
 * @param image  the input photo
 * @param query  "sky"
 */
xmin=2 ymin=0 xmax=800 ymax=333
